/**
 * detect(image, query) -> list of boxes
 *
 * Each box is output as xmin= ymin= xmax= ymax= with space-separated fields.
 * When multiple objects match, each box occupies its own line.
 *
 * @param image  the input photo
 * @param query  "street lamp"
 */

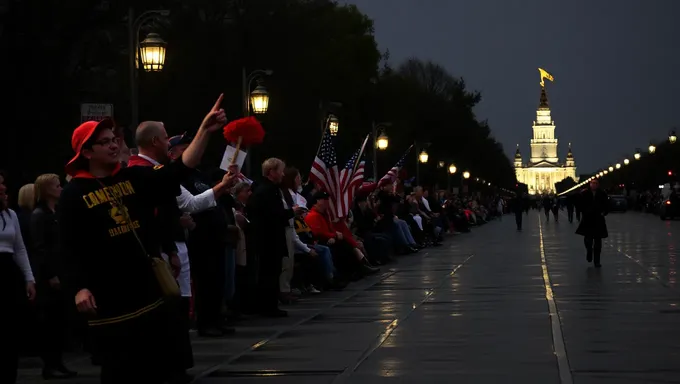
xmin=377 ymin=134 xmax=389 ymax=150
xmin=243 ymin=69 xmax=273 ymax=116
xmin=670 ymin=130 xmax=677 ymax=144
xmin=608 ymin=166 xmax=614 ymax=172
xmin=624 ymin=158 xmax=630 ymax=165
xmin=463 ymin=171 xmax=470 ymax=179
xmin=128 ymin=8 xmax=170 ymax=130
xmin=634 ymin=149 xmax=641 ymax=160
xmin=615 ymin=163 xmax=621 ymax=169
xmin=328 ymin=115 xmax=340 ymax=136
xmin=371 ymin=121 xmax=391 ymax=181
xmin=438 ymin=161 xmax=445 ymax=169
xmin=139 ymin=33 xmax=167 ymax=71
xmin=249 ymin=80 xmax=270 ymax=114
xmin=649 ymin=142 xmax=656 ymax=154
xmin=419 ymin=150 xmax=429 ymax=163
xmin=604 ymin=170 xmax=609 ymax=175
xmin=448 ymin=164 xmax=457 ymax=174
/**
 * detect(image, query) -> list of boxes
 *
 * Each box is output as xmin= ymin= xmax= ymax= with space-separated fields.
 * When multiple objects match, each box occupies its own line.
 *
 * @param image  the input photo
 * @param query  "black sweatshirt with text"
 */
xmin=59 ymin=162 xmax=188 ymax=326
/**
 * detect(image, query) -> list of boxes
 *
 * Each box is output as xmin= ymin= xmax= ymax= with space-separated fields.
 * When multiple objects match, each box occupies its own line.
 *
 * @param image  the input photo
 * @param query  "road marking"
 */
xmin=190 ymin=269 xmax=401 ymax=383
xmin=538 ymin=214 xmax=574 ymax=384
xmin=331 ymin=254 xmax=475 ymax=383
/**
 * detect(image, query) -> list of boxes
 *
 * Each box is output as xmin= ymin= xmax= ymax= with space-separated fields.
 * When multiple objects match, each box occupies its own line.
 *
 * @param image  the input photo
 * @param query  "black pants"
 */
xmin=584 ymin=237 xmax=602 ymax=264
xmin=36 ymin=283 xmax=68 ymax=369
xmin=567 ymin=206 xmax=574 ymax=223
xmin=362 ymin=233 xmax=392 ymax=263
xmin=96 ymin=303 xmax=184 ymax=384
xmin=257 ymin=254 xmax=282 ymax=313
xmin=177 ymin=297 xmax=194 ymax=370
xmin=0 ymin=255 xmax=26 ymax=384
xmin=515 ymin=211 xmax=523 ymax=230
xmin=575 ymin=208 xmax=581 ymax=222
xmin=189 ymin=241 xmax=226 ymax=331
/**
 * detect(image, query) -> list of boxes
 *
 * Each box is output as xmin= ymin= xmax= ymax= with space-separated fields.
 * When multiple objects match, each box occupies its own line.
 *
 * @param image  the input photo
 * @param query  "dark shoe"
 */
xmin=260 ymin=309 xmax=288 ymax=318
xmin=42 ymin=367 xmax=77 ymax=380
xmin=594 ymin=263 xmax=602 ymax=268
xmin=586 ymin=251 xmax=593 ymax=263
xmin=360 ymin=262 xmax=380 ymax=275
xmin=279 ymin=293 xmax=298 ymax=305
xmin=198 ymin=327 xmax=227 ymax=337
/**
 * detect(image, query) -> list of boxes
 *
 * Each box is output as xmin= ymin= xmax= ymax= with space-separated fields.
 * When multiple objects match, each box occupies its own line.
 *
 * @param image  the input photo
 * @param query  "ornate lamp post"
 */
xmin=415 ymin=142 xmax=430 ymax=185
xmin=241 ymin=69 xmax=272 ymax=174
xmin=634 ymin=149 xmax=642 ymax=160
xmin=128 ymin=8 xmax=170 ymax=130
xmin=371 ymin=122 xmax=391 ymax=180
xmin=615 ymin=163 xmax=621 ymax=169
xmin=670 ymin=130 xmax=677 ymax=144
xmin=447 ymin=164 xmax=457 ymax=192
xmin=649 ymin=142 xmax=657 ymax=154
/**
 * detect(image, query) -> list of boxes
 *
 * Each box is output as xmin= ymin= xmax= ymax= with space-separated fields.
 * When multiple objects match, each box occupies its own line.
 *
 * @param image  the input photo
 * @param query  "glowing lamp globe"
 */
xmin=448 ymin=165 xmax=457 ymax=174
xmin=328 ymin=115 xmax=339 ymax=136
xmin=377 ymin=134 xmax=389 ymax=150
xmin=418 ymin=150 xmax=429 ymax=163
xmin=139 ymin=33 xmax=167 ymax=72
xmin=249 ymin=83 xmax=270 ymax=114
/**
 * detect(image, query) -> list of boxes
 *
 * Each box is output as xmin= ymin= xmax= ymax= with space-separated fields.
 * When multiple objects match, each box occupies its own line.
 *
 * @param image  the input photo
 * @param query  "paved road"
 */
xmin=17 ymin=211 xmax=680 ymax=383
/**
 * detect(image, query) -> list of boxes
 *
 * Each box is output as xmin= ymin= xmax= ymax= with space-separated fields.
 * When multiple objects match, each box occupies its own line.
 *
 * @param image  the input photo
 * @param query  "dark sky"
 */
xmin=343 ymin=0 xmax=680 ymax=174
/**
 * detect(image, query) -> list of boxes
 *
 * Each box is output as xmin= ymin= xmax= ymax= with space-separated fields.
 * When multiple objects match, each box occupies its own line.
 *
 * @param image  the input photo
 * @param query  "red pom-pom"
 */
xmin=222 ymin=117 xmax=265 ymax=146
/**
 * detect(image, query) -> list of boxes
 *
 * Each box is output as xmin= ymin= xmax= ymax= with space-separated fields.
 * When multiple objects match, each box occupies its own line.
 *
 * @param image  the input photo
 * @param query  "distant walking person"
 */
xmin=510 ymin=193 xmax=524 ymax=231
xmin=576 ymin=179 xmax=608 ymax=268
xmin=551 ymin=195 xmax=559 ymax=222
xmin=542 ymin=195 xmax=551 ymax=221
xmin=565 ymin=193 xmax=575 ymax=223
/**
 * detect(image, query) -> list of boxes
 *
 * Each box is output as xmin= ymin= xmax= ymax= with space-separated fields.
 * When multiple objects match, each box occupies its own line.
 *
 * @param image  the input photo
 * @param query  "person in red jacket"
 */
xmin=304 ymin=192 xmax=378 ymax=279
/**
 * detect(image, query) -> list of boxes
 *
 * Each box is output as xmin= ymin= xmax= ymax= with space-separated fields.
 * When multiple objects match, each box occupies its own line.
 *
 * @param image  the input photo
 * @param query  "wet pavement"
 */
xmin=17 ymin=211 xmax=680 ymax=383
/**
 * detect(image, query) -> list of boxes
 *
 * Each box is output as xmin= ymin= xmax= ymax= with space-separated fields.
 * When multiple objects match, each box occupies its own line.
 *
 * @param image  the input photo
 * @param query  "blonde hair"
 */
xmin=34 ymin=173 xmax=60 ymax=203
xmin=17 ymin=183 xmax=35 ymax=211
xmin=262 ymin=158 xmax=284 ymax=177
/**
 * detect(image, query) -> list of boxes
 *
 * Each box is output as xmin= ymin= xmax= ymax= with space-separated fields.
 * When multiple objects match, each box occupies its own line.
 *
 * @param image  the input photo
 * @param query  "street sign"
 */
xmin=80 ymin=103 xmax=113 ymax=123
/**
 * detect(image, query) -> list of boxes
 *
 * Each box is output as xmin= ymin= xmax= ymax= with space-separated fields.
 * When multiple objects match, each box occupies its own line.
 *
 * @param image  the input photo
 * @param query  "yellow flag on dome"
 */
xmin=538 ymin=68 xmax=554 ymax=87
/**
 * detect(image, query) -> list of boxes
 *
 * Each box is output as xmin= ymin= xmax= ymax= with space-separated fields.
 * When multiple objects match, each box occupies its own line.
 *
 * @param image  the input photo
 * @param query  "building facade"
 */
xmin=515 ymin=86 xmax=577 ymax=195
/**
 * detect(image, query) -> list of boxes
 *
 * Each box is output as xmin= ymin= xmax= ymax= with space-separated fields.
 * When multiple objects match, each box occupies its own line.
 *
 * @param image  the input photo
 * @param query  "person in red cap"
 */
xmin=58 ymin=95 xmax=226 ymax=383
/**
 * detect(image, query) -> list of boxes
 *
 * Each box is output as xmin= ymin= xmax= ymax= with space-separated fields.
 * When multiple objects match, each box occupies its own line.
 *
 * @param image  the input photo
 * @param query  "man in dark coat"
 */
xmin=575 ymin=179 xmax=608 ymax=267
xmin=510 ymin=193 xmax=525 ymax=231
xmin=248 ymin=158 xmax=303 ymax=317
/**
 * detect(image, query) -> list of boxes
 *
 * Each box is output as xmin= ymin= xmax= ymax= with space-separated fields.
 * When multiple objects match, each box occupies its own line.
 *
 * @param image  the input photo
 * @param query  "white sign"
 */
xmin=220 ymin=145 xmax=247 ymax=172
xmin=81 ymin=103 xmax=113 ymax=123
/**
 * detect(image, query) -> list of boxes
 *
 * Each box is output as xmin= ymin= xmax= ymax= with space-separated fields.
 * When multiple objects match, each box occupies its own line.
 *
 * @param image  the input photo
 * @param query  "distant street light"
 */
xmin=328 ymin=115 xmax=340 ymax=136
xmin=624 ymin=158 xmax=630 ymax=165
xmin=670 ymin=130 xmax=677 ymax=144
xmin=438 ymin=161 xmax=445 ymax=169
xmin=418 ymin=150 xmax=429 ymax=163
xmin=608 ymin=166 xmax=614 ymax=172
xmin=377 ymin=134 xmax=389 ymax=150
xmin=649 ymin=142 xmax=657 ymax=154
xmin=463 ymin=171 xmax=470 ymax=179
xmin=634 ymin=149 xmax=642 ymax=160
xmin=615 ymin=163 xmax=621 ymax=169
xmin=448 ymin=164 xmax=457 ymax=174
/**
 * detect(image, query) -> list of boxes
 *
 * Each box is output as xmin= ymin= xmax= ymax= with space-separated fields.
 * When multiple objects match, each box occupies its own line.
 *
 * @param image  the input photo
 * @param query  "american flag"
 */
xmin=309 ymin=130 xmax=342 ymax=221
xmin=338 ymin=139 xmax=367 ymax=218
xmin=378 ymin=144 xmax=414 ymax=188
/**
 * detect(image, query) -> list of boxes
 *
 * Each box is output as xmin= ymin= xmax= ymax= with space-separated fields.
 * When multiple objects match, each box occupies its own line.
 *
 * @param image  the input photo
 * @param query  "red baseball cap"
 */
xmin=65 ymin=119 xmax=115 ymax=176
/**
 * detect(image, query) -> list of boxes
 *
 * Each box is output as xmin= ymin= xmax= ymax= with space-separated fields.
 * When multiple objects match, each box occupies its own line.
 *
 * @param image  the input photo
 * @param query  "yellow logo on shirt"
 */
xmin=82 ymin=181 xmax=136 ymax=209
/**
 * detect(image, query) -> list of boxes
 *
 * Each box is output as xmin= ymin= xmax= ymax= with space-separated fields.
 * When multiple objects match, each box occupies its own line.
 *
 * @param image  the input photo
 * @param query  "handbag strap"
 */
xmin=95 ymin=179 xmax=151 ymax=259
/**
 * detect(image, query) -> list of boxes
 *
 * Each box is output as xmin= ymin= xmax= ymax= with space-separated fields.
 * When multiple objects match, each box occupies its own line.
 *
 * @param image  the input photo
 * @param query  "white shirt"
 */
xmin=283 ymin=189 xmax=311 ymax=254
xmin=137 ymin=154 xmax=216 ymax=213
xmin=0 ymin=209 xmax=35 ymax=282
xmin=421 ymin=196 xmax=432 ymax=212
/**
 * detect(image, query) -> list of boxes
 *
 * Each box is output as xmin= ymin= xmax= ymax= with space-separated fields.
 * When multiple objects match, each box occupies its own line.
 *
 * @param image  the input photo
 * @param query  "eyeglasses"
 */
xmin=93 ymin=137 xmax=121 ymax=147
